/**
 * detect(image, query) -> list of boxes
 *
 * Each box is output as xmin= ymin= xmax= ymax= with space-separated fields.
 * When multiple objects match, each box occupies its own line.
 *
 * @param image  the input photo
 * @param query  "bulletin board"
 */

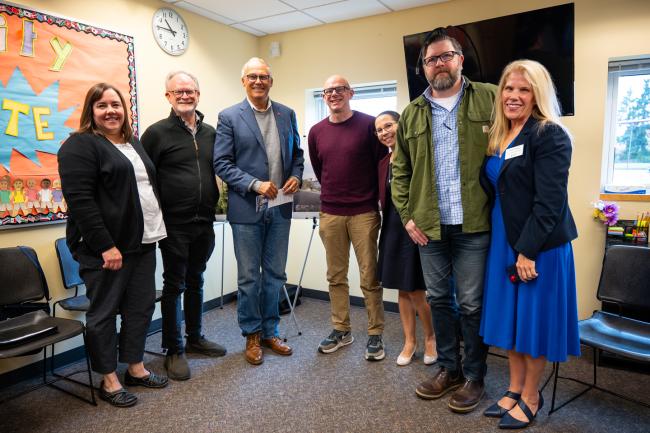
xmin=0 ymin=2 xmax=137 ymax=228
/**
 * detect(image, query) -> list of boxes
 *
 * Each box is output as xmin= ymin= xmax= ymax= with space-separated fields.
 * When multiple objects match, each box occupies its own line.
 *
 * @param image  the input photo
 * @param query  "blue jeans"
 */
xmin=231 ymin=206 xmax=291 ymax=338
xmin=159 ymin=222 xmax=215 ymax=354
xmin=419 ymin=225 xmax=490 ymax=381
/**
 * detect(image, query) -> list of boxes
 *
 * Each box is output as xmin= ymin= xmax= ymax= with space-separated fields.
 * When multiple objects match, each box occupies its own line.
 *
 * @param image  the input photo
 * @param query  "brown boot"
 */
xmin=415 ymin=367 xmax=465 ymax=400
xmin=261 ymin=337 xmax=293 ymax=356
xmin=245 ymin=332 xmax=263 ymax=365
xmin=448 ymin=379 xmax=485 ymax=413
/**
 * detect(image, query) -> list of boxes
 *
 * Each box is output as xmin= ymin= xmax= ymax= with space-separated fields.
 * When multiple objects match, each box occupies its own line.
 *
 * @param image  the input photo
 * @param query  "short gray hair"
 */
xmin=165 ymin=71 xmax=200 ymax=91
xmin=240 ymin=57 xmax=272 ymax=78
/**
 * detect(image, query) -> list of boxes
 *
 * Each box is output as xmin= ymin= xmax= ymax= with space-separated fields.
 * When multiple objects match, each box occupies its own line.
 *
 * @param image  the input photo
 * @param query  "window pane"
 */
xmin=350 ymin=96 xmax=397 ymax=117
xmin=612 ymin=74 xmax=650 ymax=186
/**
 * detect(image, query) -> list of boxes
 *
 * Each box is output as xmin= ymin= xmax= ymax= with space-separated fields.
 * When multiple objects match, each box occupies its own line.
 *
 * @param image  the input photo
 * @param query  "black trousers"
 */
xmin=78 ymin=245 xmax=156 ymax=374
xmin=159 ymin=222 xmax=215 ymax=353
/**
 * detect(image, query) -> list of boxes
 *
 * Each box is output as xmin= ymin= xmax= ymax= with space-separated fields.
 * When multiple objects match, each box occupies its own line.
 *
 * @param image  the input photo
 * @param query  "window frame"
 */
xmin=601 ymin=55 xmax=650 ymax=195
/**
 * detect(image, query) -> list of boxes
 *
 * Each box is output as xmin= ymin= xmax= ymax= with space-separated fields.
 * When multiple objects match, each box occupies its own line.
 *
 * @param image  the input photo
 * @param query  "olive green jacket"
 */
xmin=392 ymin=78 xmax=497 ymax=240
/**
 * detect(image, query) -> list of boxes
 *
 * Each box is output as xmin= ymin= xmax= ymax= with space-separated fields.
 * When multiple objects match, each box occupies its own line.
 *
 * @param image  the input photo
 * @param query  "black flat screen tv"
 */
xmin=403 ymin=3 xmax=575 ymax=116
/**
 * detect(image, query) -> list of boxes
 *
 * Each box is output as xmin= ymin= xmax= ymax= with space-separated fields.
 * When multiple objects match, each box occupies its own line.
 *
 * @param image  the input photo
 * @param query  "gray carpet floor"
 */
xmin=1 ymin=297 xmax=649 ymax=433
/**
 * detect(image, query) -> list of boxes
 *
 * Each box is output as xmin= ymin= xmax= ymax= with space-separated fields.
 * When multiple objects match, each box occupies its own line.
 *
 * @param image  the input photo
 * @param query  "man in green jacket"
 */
xmin=392 ymin=28 xmax=496 ymax=414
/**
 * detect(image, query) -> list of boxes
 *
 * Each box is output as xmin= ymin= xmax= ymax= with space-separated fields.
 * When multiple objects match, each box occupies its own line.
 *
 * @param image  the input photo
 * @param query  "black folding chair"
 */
xmin=0 ymin=246 xmax=96 ymax=406
xmin=53 ymin=238 xmax=164 ymax=357
xmin=549 ymin=244 xmax=650 ymax=414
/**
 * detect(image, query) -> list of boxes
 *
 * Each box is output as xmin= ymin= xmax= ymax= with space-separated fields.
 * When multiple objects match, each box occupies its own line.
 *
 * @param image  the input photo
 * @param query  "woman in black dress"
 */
xmin=376 ymin=111 xmax=436 ymax=366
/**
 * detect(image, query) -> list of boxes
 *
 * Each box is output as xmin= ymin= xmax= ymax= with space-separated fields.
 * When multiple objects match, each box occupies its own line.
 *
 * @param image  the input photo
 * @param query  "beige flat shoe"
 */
xmin=396 ymin=346 xmax=417 ymax=366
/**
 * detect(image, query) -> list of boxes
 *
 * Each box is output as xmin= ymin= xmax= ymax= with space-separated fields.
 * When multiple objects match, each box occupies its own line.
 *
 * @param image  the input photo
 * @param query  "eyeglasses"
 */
xmin=322 ymin=86 xmax=350 ymax=96
xmin=246 ymin=74 xmax=271 ymax=82
xmin=168 ymin=89 xmax=197 ymax=97
xmin=375 ymin=122 xmax=396 ymax=135
xmin=422 ymin=51 xmax=460 ymax=67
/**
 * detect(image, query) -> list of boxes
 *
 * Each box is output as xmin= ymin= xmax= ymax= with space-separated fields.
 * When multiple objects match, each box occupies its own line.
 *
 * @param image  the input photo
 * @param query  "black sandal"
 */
xmin=499 ymin=391 xmax=544 ymax=429
xmin=99 ymin=381 xmax=138 ymax=408
xmin=484 ymin=390 xmax=521 ymax=418
xmin=124 ymin=370 xmax=169 ymax=388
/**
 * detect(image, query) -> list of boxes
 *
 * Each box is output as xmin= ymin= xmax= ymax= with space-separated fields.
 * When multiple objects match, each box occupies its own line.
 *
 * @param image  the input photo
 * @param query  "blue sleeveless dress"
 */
xmin=479 ymin=142 xmax=580 ymax=362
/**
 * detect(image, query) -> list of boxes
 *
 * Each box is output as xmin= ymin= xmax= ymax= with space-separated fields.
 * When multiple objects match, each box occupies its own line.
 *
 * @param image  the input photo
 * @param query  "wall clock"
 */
xmin=152 ymin=8 xmax=188 ymax=56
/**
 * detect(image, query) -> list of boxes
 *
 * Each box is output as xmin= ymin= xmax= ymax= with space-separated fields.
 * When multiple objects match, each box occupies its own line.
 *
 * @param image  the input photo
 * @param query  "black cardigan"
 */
xmin=479 ymin=117 xmax=578 ymax=259
xmin=58 ymin=132 xmax=160 ymax=257
xmin=141 ymin=109 xmax=218 ymax=224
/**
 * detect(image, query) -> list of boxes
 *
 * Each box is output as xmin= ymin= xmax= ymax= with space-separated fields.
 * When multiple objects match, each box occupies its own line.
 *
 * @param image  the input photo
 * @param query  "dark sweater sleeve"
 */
xmin=58 ymin=135 xmax=115 ymax=254
xmin=514 ymin=124 xmax=572 ymax=259
xmin=308 ymin=127 xmax=322 ymax=183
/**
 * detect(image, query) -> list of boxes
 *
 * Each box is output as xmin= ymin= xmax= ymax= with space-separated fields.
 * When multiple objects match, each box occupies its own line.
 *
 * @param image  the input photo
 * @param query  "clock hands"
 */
xmin=164 ymin=19 xmax=177 ymax=36
xmin=156 ymin=25 xmax=176 ymax=36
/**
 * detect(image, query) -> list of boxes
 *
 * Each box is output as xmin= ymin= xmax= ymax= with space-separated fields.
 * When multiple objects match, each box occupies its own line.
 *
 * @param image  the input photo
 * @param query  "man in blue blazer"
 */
xmin=214 ymin=57 xmax=304 ymax=365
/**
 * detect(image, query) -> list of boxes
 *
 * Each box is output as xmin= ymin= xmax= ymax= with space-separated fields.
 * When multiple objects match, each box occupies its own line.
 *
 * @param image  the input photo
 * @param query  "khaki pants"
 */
xmin=319 ymin=211 xmax=384 ymax=335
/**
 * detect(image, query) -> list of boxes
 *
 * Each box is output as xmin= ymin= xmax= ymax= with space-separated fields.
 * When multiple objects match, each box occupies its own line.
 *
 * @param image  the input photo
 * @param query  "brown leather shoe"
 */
xmin=245 ymin=333 xmax=263 ymax=365
xmin=448 ymin=379 xmax=485 ymax=413
xmin=261 ymin=336 xmax=293 ymax=356
xmin=415 ymin=367 xmax=465 ymax=400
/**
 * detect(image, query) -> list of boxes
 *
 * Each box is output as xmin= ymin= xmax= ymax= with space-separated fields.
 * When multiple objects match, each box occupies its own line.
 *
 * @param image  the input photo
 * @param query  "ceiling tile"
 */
xmin=231 ymin=23 xmax=267 ymax=37
xmin=379 ymin=0 xmax=448 ymax=11
xmin=280 ymin=0 xmax=343 ymax=8
xmin=306 ymin=0 xmax=390 ymax=23
xmin=176 ymin=1 xmax=235 ymax=25
xmin=243 ymin=11 xmax=322 ymax=34
xmin=189 ymin=0 xmax=295 ymax=22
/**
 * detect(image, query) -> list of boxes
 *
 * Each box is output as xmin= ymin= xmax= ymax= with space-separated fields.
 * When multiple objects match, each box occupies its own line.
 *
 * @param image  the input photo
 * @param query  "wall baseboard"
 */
xmin=0 ymin=286 xmax=396 ymax=388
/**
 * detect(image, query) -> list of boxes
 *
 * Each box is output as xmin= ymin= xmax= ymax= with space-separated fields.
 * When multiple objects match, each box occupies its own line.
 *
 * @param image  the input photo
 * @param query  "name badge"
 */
xmin=505 ymin=144 xmax=524 ymax=160
xmin=482 ymin=125 xmax=489 ymax=133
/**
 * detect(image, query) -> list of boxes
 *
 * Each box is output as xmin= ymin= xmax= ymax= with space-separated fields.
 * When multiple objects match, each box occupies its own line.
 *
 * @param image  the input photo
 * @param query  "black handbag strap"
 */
xmin=18 ymin=246 xmax=51 ymax=300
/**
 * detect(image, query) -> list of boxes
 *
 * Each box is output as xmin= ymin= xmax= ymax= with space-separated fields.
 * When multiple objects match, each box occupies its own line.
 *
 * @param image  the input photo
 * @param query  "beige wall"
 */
xmin=263 ymin=0 xmax=650 ymax=320
xmin=2 ymin=0 xmax=650 ymax=374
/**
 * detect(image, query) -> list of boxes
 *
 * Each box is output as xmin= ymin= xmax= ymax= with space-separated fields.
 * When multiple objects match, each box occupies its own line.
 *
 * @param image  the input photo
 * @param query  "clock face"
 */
xmin=152 ymin=8 xmax=188 ymax=56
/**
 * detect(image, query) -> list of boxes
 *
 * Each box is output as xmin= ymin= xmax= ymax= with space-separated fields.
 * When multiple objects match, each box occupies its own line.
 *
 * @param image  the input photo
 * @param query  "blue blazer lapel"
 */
xmin=273 ymin=103 xmax=290 ymax=166
xmin=499 ymin=116 xmax=536 ymax=177
xmin=238 ymin=100 xmax=265 ymax=151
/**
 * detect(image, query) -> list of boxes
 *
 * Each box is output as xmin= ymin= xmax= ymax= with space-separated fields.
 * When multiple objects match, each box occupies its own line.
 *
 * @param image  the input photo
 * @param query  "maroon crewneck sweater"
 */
xmin=308 ymin=111 xmax=387 ymax=216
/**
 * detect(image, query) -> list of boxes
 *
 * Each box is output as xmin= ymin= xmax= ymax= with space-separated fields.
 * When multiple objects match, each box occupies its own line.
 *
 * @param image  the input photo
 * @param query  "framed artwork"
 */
xmin=0 ymin=2 xmax=137 ymax=229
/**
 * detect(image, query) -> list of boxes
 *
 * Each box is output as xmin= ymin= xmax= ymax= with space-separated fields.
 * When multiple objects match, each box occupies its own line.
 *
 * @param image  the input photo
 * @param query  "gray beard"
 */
xmin=430 ymin=69 xmax=460 ymax=91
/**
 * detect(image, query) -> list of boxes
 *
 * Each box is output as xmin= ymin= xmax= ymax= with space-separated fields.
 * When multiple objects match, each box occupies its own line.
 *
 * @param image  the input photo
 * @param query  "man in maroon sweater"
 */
xmin=308 ymin=75 xmax=388 ymax=361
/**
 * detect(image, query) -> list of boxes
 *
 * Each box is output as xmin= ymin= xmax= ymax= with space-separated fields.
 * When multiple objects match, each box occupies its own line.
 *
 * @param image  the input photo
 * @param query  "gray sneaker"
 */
xmin=185 ymin=335 xmax=227 ymax=357
xmin=164 ymin=353 xmax=190 ymax=381
xmin=318 ymin=329 xmax=354 ymax=353
xmin=365 ymin=335 xmax=385 ymax=361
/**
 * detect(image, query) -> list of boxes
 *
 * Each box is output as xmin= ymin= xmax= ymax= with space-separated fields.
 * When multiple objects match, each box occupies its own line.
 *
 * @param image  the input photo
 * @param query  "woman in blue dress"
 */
xmin=478 ymin=60 xmax=580 ymax=429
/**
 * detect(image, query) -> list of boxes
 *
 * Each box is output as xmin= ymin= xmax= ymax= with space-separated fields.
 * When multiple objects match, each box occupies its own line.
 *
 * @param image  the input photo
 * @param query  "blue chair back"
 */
xmin=54 ymin=238 xmax=84 ymax=290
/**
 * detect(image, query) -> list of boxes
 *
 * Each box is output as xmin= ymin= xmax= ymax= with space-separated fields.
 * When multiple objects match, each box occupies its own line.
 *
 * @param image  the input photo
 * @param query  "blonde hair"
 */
xmin=488 ymin=59 xmax=568 ymax=155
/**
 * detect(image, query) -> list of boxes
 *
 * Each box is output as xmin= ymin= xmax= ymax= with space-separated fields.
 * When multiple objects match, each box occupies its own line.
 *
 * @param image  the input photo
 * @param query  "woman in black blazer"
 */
xmin=58 ymin=83 xmax=169 ymax=407
xmin=478 ymin=60 xmax=580 ymax=429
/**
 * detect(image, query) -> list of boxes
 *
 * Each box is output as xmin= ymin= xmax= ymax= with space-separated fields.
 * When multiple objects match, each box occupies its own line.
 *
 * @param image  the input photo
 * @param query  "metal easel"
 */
xmin=282 ymin=216 xmax=318 ymax=340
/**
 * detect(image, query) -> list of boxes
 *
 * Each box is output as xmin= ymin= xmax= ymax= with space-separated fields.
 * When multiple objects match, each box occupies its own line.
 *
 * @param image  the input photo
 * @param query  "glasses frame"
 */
xmin=375 ymin=122 xmax=396 ymax=135
xmin=322 ymin=86 xmax=350 ymax=97
xmin=168 ymin=89 xmax=197 ymax=97
xmin=245 ymin=74 xmax=271 ymax=83
xmin=422 ymin=50 xmax=461 ymax=67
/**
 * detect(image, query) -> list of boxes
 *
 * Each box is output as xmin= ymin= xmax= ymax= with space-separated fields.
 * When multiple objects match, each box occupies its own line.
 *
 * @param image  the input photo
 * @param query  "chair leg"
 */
xmin=551 ymin=362 xmax=560 ymax=413
xmin=83 ymin=332 xmax=97 ymax=405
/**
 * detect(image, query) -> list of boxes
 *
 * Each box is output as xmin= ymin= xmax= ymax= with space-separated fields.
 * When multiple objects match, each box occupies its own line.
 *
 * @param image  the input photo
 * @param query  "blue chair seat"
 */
xmin=58 ymin=295 xmax=90 ymax=312
xmin=579 ymin=311 xmax=650 ymax=363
